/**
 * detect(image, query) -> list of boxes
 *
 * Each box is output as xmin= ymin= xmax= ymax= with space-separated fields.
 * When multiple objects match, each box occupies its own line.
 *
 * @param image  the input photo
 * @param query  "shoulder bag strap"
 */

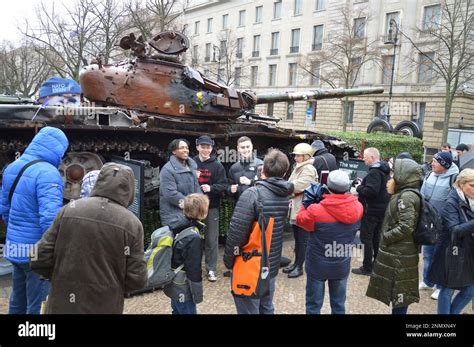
xmin=320 ymin=155 xmax=329 ymax=171
xmin=8 ymin=159 xmax=47 ymax=204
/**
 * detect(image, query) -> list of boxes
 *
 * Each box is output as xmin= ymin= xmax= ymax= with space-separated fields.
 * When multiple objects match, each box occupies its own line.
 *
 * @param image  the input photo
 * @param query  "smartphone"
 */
xmin=320 ymin=170 xmax=329 ymax=185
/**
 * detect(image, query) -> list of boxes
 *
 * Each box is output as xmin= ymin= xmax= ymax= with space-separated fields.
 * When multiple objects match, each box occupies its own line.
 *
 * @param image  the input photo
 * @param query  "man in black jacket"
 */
xmin=194 ymin=135 xmax=228 ymax=282
xmin=352 ymin=147 xmax=391 ymax=276
xmin=224 ymin=149 xmax=293 ymax=314
xmin=311 ymin=140 xmax=338 ymax=180
xmin=228 ymin=136 xmax=263 ymax=200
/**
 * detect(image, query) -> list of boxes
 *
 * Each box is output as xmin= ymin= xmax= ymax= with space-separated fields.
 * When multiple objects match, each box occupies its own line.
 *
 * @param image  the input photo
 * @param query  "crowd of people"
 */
xmin=0 ymin=126 xmax=473 ymax=315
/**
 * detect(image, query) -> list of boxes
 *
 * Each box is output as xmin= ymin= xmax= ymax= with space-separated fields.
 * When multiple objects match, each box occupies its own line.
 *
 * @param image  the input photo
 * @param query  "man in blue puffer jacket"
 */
xmin=0 ymin=126 xmax=68 ymax=314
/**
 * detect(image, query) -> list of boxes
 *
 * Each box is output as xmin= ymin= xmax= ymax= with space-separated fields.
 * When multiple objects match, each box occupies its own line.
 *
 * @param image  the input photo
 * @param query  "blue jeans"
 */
xmin=233 ymin=277 xmax=276 ymax=314
xmin=171 ymin=299 xmax=197 ymax=314
xmin=9 ymin=262 xmax=50 ymax=314
xmin=422 ymin=245 xmax=435 ymax=287
xmin=438 ymin=285 xmax=474 ymax=314
xmin=306 ymin=277 xmax=348 ymax=314
xmin=392 ymin=306 xmax=408 ymax=315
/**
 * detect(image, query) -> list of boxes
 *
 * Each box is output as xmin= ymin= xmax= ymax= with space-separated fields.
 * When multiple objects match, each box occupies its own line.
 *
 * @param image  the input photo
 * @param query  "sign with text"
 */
xmin=111 ymin=156 xmax=145 ymax=221
xmin=337 ymin=159 xmax=368 ymax=182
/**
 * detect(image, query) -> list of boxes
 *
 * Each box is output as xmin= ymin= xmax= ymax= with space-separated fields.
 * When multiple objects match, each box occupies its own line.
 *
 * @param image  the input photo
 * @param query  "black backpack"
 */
xmin=399 ymin=188 xmax=441 ymax=246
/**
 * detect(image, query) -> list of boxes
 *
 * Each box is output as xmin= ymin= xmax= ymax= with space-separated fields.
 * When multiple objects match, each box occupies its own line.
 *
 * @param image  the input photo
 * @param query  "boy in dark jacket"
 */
xmin=224 ymin=149 xmax=293 ymax=314
xmin=297 ymin=170 xmax=363 ymax=314
xmin=164 ymin=194 xmax=209 ymax=314
xmin=193 ymin=135 xmax=228 ymax=282
xmin=352 ymin=147 xmax=391 ymax=276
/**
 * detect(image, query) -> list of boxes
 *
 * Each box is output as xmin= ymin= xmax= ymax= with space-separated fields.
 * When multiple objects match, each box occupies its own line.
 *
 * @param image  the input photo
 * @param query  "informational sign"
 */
xmin=111 ymin=156 xmax=145 ymax=221
xmin=304 ymin=106 xmax=313 ymax=127
xmin=337 ymin=159 xmax=369 ymax=182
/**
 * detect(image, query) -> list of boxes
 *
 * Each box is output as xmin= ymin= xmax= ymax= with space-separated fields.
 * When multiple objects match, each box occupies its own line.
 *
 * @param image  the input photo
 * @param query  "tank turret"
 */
xmin=79 ymin=31 xmax=383 ymax=119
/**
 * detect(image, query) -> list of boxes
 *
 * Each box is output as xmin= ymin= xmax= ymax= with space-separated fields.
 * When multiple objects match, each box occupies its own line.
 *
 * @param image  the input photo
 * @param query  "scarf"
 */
xmin=455 ymin=187 xmax=474 ymax=212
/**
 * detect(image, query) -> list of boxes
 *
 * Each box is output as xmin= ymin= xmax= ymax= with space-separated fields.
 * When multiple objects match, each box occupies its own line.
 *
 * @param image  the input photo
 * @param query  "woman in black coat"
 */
xmin=428 ymin=169 xmax=474 ymax=314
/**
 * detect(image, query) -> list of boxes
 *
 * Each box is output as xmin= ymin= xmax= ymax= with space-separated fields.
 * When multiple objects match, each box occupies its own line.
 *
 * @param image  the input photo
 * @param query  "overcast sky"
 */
xmin=0 ymin=0 xmax=74 ymax=44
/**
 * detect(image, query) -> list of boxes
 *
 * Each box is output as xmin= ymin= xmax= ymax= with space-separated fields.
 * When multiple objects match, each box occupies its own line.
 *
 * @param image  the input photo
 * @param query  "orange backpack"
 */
xmin=231 ymin=189 xmax=274 ymax=298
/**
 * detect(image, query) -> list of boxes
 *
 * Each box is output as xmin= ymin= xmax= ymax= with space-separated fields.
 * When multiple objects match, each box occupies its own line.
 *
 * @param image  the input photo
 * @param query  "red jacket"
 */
xmin=296 ymin=193 xmax=363 ymax=280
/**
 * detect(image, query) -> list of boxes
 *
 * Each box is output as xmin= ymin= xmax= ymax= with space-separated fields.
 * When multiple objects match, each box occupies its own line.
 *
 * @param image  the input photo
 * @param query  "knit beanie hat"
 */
xmin=433 ymin=151 xmax=453 ymax=169
xmin=327 ymin=170 xmax=350 ymax=194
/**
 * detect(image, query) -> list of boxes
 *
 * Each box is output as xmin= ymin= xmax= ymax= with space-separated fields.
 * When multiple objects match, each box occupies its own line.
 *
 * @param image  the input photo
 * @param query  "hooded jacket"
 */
xmin=288 ymin=158 xmax=318 ymax=222
xmin=312 ymin=148 xmax=338 ymax=179
xmin=30 ymin=163 xmax=147 ymax=314
xmin=159 ymin=155 xmax=201 ymax=230
xmin=428 ymin=188 xmax=474 ymax=288
xmin=228 ymin=156 xmax=264 ymax=199
xmin=0 ymin=127 xmax=68 ymax=264
xmin=366 ymin=159 xmax=422 ymax=308
xmin=356 ymin=160 xmax=391 ymax=216
xmin=420 ymin=164 xmax=459 ymax=213
xmin=223 ymin=177 xmax=293 ymax=279
xmin=193 ymin=155 xmax=228 ymax=209
xmin=296 ymin=193 xmax=363 ymax=280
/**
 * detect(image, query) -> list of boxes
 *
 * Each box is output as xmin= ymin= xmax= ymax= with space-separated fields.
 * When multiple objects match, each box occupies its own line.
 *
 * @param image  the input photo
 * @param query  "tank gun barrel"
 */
xmin=255 ymin=87 xmax=384 ymax=104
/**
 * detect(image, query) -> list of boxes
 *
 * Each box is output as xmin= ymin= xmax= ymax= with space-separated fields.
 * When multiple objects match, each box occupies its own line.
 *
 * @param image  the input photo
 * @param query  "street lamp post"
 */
xmin=212 ymin=45 xmax=222 ymax=83
xmin=385 ymin=18 xmax=399 ymax=124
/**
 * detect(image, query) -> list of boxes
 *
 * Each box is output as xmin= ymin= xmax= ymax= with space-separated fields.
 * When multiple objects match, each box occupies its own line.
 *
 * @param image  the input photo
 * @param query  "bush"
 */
xmin=329 ymin=131 xmax=424 ymax=163
xmin=143 ymin=209 xmax=161 ymax=250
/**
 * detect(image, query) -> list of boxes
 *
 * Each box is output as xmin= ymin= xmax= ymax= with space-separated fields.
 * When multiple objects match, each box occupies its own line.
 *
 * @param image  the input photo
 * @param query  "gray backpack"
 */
xmin=144 ymin=226 xmax=196 ymax=288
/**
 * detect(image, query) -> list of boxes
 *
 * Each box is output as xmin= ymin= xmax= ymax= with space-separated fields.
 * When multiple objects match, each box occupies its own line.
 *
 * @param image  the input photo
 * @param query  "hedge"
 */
xmin=329 ymin=131 xmax=424 ymax=163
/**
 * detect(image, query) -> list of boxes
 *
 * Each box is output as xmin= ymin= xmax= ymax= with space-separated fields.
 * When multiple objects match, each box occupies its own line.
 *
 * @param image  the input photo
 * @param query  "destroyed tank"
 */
xmin=0 ymin=31 xmax=383 ymax=204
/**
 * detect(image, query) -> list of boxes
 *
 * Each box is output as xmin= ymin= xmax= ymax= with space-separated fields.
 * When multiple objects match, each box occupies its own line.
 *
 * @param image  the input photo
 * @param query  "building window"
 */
xmin=385 ymin=12 xmax=400 ymax=37
xmin=351 ymin=57 xmax=362 ymax=86
xmin=194 ymin=21 xmax=200 ymax=35
xmin=269 ymin=64 xmax=277 ymax=86
xmin=219 ymin=40 xmax=227 ymax=59
xmin=287 ymin=101 xmax=294 ymax=120
xmin=290 ymin=29 xmax=300 ymax=53
xmin=309 ymin=101 xmax=317 ymax=122
xmin=251 ymin=66 xmax=259 ymax=86
xmin=382 ymin=55 xmax=394 ymax=85
xmin=312 ymin=25 xmax=324 ymax=51
xmin=207 ymin=18 xmax=213 ymax=33
xmin=235 ymin=67 xmax=241 ymax=87
xmin=288 ymin=63 xmax=297 ymax=86
xmin=353 ymin=17 xmax=366 ymax=38
xmin=310 ymin=61 xmax=320 ymax=86
xmin=267 ymin=103 xmax=274 ymax=116
xmin=418 ymin=52 xmax=435 ymax=83
xmin=423 ymin=5 xmax=441 ymax=31
xmin=294 ymin=0 xmax=303 ymax=15
xmin=374 ymin=101 xmax=389 ymax=118
xmin=205 ymin=43 xmax=211 ymax=62
xmin=236 ymin=38 xmax=244 ymax=59
xmin=217 ymin=68 xmax=225 ymax=83
xmin=192 ymin=45 xmax=199 ymax=65
xmin=273 ymin=1 xmax=282 ymax=19
xmin=222 ymin=14 xmax=228 ymax=29
xmin=347 ymin=101 xmax=355 ymax=124
xmin=252 ymin=35 xmax=260 ymax=57
xmin=411 ymin=102 xmax=426 ymax=129
xmin=255 ymin=5 xmax=263 ymax=23
xmin=239 ymin=10 xmax=246 ymax=26
xmin=271 ymin=32 xmax=280 ymax=55
xmin=315 ymin=0 xmax=326 ymax=11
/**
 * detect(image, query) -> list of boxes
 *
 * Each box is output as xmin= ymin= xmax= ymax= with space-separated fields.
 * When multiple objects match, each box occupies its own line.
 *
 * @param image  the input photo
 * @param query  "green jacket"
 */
xmin=366 ymin=159 xmax=422 ymax=308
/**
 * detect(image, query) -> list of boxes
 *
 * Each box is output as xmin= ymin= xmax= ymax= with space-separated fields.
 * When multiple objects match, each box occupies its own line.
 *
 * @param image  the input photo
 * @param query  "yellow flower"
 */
xmin=196 ymin=91 xmax=203 ymax=100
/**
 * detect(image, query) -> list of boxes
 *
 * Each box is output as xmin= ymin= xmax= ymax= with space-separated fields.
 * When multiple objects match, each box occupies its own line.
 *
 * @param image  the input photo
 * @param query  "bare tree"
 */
xmin=126 ymin=0 xmax=190 ymax=40
xmin=89 ymin=0 xmax=130 ymax=64
xmin=0 ymin=40 xmax=56 ymax=97
xmin=21 ymin=0 xmax=100 ymax=80
xmin=298 ymin=5 xmax=380 ymax=131
xmin=402 ymin=0 xmax=474 ymax=143
xmin=204 ymin=30 xmax=248 ymax=87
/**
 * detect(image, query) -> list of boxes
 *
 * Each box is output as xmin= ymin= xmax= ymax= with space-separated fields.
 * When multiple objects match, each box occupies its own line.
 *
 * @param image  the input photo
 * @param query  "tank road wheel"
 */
xmin=394 ymin=120 xmax=422 ymax=139
xmin=366 ymin=119 xmax=394 ymax=134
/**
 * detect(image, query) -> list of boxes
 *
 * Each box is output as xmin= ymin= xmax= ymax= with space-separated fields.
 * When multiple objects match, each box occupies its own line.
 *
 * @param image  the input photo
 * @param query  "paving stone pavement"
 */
xmin=0 ymin=236 xmax=472 ymax=315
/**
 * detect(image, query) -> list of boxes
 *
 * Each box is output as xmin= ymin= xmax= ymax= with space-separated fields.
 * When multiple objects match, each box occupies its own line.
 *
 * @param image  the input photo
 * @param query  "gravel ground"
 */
xmin=0 ymin=238 xmax=472 ymax=315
